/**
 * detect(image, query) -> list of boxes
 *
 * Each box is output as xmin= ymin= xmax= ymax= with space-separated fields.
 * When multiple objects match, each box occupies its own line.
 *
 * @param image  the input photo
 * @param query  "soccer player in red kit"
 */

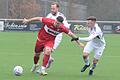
xmin=23 ymin=16 xmax=84 ymax=76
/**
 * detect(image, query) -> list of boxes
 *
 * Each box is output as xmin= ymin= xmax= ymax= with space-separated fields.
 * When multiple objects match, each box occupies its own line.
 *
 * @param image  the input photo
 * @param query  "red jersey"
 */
xmin=37 ymin=17 xmax=69 ymax=42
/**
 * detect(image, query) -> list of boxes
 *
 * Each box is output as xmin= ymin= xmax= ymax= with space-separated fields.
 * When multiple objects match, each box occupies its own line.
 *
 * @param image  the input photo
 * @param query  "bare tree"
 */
xmin=8 ymin=0 xmax=41 ymax=19
xmin=20 ymin=0 xmax=41 ymax=18
xmin=8 ymin=0 xmax=20 ymax=18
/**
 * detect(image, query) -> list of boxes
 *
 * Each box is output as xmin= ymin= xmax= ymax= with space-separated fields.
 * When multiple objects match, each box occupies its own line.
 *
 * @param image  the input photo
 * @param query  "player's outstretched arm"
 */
xmin=68 ymin=31 xmax=84 ymax=48
xmin=71 ymin=33 xmax=98 ymax=42
xmin=23 ymin=17 xmax=43 ymax=24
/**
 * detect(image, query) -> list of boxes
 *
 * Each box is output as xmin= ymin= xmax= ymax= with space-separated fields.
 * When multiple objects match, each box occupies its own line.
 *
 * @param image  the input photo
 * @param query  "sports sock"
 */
xmin=84 ymin=57 xmax=90 ymax=65
xmin=90 ymin=63 xmax=96 ymax=70
xmin=41 ymin=66 xmax=46 ymax=71
xmin=34 ymin=55 xmax=39 ymax=64
xmin=42 ymin=54 xmax=50 ymax=67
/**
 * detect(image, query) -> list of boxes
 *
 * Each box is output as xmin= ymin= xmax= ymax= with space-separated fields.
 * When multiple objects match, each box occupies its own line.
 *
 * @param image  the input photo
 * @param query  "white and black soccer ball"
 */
xmin=13 ymin=66 xmax=23 ymax=76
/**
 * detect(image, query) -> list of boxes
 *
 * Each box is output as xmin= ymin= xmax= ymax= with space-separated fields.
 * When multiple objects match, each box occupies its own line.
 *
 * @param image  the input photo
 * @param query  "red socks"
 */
xmin=34 ymin=53 xmax=50 ymax=67
xmin=34 ymin=56 xmax=39 ymax=64
xmin=42 ymin=54 xmax=50 ymax=67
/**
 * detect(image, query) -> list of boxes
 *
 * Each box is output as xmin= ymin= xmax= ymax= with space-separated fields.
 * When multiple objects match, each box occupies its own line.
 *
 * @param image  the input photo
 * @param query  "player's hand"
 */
xmin=23 ymin=18 xmax=29 ymax=24
xmin=71 ymin=38 xmax=79 ymax=42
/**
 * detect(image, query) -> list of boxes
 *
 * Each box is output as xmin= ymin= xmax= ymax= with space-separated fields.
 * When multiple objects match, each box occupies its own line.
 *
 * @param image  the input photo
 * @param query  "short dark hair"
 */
xmin=87 ymin=16 xmax=97 ymax=21
xmin=56 ymin=16 xmax=64 ymax=23
xmin=51 ymin=2 xmax=59 ymax=8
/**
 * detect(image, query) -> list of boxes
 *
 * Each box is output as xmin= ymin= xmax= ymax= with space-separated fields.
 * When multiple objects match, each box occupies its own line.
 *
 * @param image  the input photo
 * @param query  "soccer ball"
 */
xmin=13 ymin=66 xmax=23 ymax=76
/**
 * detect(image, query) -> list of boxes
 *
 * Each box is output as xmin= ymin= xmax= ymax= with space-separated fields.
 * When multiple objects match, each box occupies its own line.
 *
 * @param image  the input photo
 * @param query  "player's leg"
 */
xmin=81 ymin=42 xmax=93 ymax=72
xmin=46 ymin=33 xmax=63 ymax=69
xmin=31 ymin=40 xmax=44 ymax=72
xmin=89 ymin=46 xmax=105 ymax=75
xmin=37 ymin=41 xmax=54 ymax=76
xmin=46 ymin=55 xmax=54 ymax=68
xmin=89 ymin=58 xmax=98 ymax=75
xmin=31 ymin=53 xmax=41 ymax=72
xmin=53 ymin=33 xmax=63 ymax=50
xmin=37 ymin=46 xmax=52 ymax=76
xmin=81 ymin=52 xmax=90 ymax=72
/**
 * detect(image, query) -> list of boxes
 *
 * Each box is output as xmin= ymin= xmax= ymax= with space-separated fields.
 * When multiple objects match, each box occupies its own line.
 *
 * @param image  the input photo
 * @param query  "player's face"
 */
xmin=87 ymin=20 xmax=95 ymax=28
xmin=51 ymin=4 xmax=59 ymax=15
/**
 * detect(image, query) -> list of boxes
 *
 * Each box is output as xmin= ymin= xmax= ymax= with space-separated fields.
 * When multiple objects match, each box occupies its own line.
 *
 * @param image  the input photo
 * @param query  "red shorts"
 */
xmin=35 ymin=39 xmax=54 ymax=53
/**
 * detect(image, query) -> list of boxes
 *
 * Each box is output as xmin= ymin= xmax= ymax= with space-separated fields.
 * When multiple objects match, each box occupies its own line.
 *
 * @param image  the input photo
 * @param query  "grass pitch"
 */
xmin=0 ymin=32 xmax=120 ymax=80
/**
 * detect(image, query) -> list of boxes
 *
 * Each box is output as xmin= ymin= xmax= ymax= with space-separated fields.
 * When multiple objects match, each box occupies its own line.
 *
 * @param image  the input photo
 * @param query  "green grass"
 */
xmin=0 ymin=32 xmax=120 ymax=80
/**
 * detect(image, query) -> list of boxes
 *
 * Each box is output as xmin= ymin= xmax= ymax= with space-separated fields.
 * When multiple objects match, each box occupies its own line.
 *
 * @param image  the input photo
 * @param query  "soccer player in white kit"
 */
xmin=71 ymin=16 xmax=106 ymax=75
xmin=45 ymin=2 xmax=70 ymax=68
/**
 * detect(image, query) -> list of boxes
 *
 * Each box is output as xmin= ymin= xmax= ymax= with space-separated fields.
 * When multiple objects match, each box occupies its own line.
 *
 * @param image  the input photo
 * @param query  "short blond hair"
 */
xmin=51 ymin=2 xmax=59 ymax=8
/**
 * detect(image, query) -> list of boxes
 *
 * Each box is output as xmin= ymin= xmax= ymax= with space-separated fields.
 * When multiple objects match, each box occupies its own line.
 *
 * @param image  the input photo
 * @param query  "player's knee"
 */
xmin=93 ymin=58 xmax=98 ymax=64
xmin=83 ymin=52 xmax=89 ymax=59
xmin=35 ymin=53 xmax=40 ymax=57
xmin=44 ymin=47 xmax=52 ymax=55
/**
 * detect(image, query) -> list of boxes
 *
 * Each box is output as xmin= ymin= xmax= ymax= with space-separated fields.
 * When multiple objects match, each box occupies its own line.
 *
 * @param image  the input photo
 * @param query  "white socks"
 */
xmin=85 ymin=57 xmax=90 ymax=65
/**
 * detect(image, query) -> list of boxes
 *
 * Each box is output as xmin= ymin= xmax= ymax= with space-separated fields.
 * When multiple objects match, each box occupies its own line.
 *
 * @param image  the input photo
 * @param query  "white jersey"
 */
xmin=79 ymin=23 xmax=106 ymax=47
xmin=46 ymin=12 xmax=70 ymax=28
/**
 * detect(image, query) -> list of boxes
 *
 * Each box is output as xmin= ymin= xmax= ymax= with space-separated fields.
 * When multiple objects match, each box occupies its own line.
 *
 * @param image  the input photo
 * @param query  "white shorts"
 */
xmin=83 ymin=42 xmax=105 ymax=60
xmin=53 ymin=33 xmax=63 ymax=50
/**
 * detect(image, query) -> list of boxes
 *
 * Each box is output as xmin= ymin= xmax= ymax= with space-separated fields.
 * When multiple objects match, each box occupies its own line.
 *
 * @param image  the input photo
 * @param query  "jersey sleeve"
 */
xmin=42 ymin=17 xmax=54 ymax=25
xmin=60 ymin=25 xmax=70 ymax=34
xmin=79 ymin=30 xmax=99 ymax=42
